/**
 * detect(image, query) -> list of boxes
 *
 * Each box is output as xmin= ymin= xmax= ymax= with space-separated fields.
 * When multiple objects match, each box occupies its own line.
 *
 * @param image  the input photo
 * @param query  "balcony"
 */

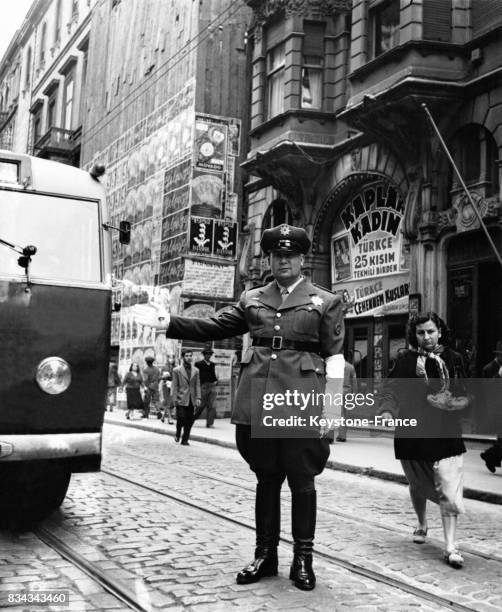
xmin=34 ymin=127 xmax=74 ymax=163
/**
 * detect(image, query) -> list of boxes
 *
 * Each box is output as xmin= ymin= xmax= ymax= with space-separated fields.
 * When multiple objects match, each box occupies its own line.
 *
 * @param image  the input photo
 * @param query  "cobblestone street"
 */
xmin=1 ymin=423 xmax=501 ymax=611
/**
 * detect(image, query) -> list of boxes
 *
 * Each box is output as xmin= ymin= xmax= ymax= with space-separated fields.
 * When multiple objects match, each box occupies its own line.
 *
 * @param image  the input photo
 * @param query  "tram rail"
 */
xmin=100 ymin=458 xmax=482 ymax=612
xmin=14 ymin=444 xmax=496 ymax=612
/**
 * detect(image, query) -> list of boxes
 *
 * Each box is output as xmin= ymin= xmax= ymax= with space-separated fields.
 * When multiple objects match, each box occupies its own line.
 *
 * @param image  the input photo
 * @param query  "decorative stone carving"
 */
xmin=436 ymin=193 xmax=501 ymax=235
xmin=253 ymin=0 xmax=350 ymax=25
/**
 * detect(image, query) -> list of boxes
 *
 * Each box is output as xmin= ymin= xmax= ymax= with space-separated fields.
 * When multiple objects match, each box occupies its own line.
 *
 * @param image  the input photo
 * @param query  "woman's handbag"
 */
xmin=427 ymin=389 xmax=470 ymax=411
xmin=427 ymin=362 xmax=471 ymax=411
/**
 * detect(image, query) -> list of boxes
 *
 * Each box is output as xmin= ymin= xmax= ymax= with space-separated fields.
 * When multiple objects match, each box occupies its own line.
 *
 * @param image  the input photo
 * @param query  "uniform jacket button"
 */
xmin=308 ymin=306 xmax=312 ymax=311
xmin=315 ymin=367 xmax=320 ymax=372
xmin=271 ymin=354 xmax=277 ymax=360
xmin=274 ymin=325 xmax=280 ymax=331
xmin=276 ymin=312 xmax=281 ymax=318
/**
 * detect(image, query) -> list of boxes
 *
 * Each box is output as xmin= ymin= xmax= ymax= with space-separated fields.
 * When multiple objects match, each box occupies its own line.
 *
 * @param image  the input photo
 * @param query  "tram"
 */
xmin=0 ymin=150 xmax=128 ymax=525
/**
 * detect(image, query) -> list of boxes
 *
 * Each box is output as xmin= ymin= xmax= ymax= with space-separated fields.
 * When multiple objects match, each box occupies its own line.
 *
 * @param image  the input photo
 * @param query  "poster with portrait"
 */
xmin=332 ymin=234 xmax=351 ymax=281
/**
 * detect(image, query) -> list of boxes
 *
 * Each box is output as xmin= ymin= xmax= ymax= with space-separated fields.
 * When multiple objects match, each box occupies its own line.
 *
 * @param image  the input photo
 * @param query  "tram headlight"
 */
xmin=36 ymin=357 xmax=72 ymax=395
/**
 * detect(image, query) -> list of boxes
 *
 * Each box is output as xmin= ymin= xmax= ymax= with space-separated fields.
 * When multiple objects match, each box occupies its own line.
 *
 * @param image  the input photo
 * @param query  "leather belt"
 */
xmin=252 ymin=336 xmax=321 ymax=354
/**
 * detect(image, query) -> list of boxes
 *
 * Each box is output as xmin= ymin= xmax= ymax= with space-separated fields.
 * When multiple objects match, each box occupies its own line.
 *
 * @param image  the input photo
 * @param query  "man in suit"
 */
xmin=171 ymin=350 xmax=201 ymax=446
xmin=194 ymin=348 xmax=218 ymax=428
xmin=480 ymin=341 xmax=502 ymax=473
xmin=132 ymin=224 xmax=345 ymax=590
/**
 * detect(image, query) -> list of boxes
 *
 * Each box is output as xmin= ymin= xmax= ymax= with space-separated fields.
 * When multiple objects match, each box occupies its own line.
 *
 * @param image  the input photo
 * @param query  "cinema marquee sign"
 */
xmin=331 ymin=179 xmax=410 ymax=317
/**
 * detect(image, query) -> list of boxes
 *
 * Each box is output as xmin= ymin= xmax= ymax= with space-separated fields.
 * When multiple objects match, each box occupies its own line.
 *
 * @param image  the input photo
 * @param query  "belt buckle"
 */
xmin=272 ymin=335 xmax=283 ymax=350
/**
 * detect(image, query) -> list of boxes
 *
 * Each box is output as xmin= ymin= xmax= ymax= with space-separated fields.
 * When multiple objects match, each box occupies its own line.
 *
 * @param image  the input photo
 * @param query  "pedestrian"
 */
xmin=106 ymin=362 xmax=121 ymax=412
xmin=336 ymin=355 xmax=358 ymax=442
xmin=171 ymin=350 xmax=201 ymax=445
xmin=160 ymin=366 xmax=174 ymax=424
xmin=123 ymin=362 xmax=144 ymax=420
xmin=480 ymin=341 xmax=502 ymax=474
xmin=382 ymin=312 xmax=467 ymax=569
xmin=132 ymin=223 xmax=345 ymax=591
xmin=142 ymin=356 xmax=161 ymax=419
xmin=194 ymin=348 xmax=218 ymax=428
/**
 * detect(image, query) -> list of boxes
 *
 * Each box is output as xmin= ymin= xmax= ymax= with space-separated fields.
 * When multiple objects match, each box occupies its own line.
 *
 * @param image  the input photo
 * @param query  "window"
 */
xmin=39 ymin=23 xmax=47 ymax=68
xmin=450 ymin=124 xmax=500 ymax=197
xmin=33 ymin=112 xmax=42 ymax=144
xmin=267 ymin=43 xmax=285 ymax=119
xmin=370 ymin=0 xmax=400 ymax=58
xmin=47 ymin=95 xmax=57 ymax=129
xmin=262 ymin=199 xmax=292 ymax=230
xmin=62 ymin=74 xmax=74 ymax=129
xmin=301 ymin=22 xmax=325 ymax=109
xmin=54 ymin=0 xmax=62 ymax=43
xmin=25 ymin=47 xmax=32 ymax=88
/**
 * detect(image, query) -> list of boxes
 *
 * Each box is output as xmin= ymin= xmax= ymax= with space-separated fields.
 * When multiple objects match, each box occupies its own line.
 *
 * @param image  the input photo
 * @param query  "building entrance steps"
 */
xmin=104 ymin=412 xmax=502 ymax=504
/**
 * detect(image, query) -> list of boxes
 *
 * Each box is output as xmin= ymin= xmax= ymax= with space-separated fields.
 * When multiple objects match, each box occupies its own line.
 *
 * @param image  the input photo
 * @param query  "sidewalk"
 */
xmin=104 ymin=411 xmax=502 ymax=504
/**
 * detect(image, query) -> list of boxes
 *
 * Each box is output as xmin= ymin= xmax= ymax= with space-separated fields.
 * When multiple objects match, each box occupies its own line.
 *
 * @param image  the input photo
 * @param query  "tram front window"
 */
xmin=0 ymin=191 xmax=101 ymax=283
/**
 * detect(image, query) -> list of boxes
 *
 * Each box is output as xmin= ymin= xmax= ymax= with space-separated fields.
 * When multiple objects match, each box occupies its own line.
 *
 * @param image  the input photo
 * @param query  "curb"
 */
xmin=105 ymin=416 xmax=502 ymax=505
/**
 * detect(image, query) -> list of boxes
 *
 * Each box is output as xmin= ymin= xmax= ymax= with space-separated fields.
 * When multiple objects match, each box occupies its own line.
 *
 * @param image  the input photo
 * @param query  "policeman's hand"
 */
xmin=130 ymin=299 xmax=170 ymax=329
xmin=319 ymin=424 xmax=333 ymax=439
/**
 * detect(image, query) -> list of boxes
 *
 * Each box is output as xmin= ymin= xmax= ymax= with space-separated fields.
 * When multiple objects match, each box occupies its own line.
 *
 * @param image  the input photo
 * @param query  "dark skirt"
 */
xmin=126 ymin=387 xmax=143 ymax=410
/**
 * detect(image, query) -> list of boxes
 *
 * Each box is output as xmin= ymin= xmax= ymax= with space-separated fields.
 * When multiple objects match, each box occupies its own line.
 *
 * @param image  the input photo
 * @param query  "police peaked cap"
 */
xmin=260 ymin=224 xmax=311 ymax=255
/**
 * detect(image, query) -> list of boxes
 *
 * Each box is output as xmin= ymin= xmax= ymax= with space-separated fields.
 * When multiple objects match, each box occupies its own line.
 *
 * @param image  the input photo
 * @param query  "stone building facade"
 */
xmin=79 ymin=0 xmax=251 ymax=414
xmin=242 ymin=0 xmax=502 ymax=407
xmin=0 ymin=0 xmax=98 ymax=165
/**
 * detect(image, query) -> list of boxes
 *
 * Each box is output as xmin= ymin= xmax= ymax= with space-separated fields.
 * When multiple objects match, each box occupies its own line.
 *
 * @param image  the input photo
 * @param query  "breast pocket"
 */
xmin=293 ymin=305 xmax=321 ymax=335
xmin=245 ymin=303 xmax=267 ymax=331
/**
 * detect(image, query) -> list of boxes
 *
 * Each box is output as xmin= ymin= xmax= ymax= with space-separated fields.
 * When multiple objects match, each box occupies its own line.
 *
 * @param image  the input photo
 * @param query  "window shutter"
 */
xmin=473 ymin=0 xmax=502 ymax=37
xmin=423 ymin=0 xmax=451 ymax=42
xmin=303 ymin=21 xmax=325 ymax=57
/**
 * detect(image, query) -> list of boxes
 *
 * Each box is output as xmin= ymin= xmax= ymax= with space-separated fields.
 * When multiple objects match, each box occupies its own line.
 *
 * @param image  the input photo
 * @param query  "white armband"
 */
xmin=325 ymin=354 xmax=344 ymax=379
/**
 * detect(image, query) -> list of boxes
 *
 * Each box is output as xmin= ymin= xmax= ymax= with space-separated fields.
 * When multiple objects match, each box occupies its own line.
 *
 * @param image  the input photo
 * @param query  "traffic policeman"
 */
xmin=133 ymin=224 xmax=345 ymax=590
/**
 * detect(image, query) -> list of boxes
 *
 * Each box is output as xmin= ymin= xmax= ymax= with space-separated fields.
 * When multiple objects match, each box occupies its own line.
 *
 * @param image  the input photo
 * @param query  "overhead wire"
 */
xmin=82 ymin=1 xmax=245 ymax=145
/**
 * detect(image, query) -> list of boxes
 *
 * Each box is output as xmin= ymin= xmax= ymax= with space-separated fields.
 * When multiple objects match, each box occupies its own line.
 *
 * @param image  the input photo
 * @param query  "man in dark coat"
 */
xmin=480 ymin=342 xmax=502 ymax=473
xmin=142 ymin=356 xmax=161 ymax=418
xmin=132 ymin=224 xmax=345 ymax=590
xmin=194 ymin=348 xmax=218 ymax=427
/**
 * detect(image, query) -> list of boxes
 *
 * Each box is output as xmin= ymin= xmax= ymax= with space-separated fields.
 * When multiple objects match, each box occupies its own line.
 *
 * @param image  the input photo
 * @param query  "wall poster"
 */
xmin=331 ymin=179 xmax=411 ymax=317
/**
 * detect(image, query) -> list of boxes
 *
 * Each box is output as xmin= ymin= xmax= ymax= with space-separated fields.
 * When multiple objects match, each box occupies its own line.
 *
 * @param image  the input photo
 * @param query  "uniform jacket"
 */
xmin=171 ymin=364 xmax=201 ymax=407
xmin=386 ymin=348 xmax=466 ymax=461
xmin=167 ymin=279 xmax=344 ymax=425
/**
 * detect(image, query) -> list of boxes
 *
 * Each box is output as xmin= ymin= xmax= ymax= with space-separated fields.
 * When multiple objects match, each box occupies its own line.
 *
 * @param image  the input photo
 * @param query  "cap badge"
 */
xmin=280 ymin=225 xmax=291 ymax=236
xmin=311 ymin=295 xmax=323 ymax=306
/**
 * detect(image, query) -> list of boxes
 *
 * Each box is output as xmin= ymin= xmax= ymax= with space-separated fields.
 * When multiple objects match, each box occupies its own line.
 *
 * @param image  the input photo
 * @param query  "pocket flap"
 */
xmin=300 ymin=354 xmax=325 ymax=374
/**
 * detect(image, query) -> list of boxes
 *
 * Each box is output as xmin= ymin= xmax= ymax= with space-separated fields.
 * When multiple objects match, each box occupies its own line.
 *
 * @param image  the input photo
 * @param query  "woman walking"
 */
xmin=384 ymin=312 xmax=467 ymax=569
xmin=123 ymin=362 xmax=144 ymax=420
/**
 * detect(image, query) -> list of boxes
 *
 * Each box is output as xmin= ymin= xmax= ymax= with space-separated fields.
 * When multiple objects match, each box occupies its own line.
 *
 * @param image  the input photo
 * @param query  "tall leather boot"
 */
xmin=289 ymin=490 xmax=316 ymax=591
xmin=236 ymin=480 xmax=281 ymax=584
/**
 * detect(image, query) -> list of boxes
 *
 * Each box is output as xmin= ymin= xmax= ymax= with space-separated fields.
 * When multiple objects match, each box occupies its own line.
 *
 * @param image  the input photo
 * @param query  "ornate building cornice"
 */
xmin=248 ymin=0 xmax=350 ymax=26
